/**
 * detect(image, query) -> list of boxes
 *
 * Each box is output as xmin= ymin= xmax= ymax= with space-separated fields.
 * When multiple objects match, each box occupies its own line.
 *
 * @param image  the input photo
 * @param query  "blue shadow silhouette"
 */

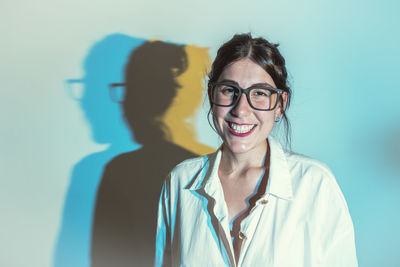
xmin=53 ymin=34 xmax=145 ymax=267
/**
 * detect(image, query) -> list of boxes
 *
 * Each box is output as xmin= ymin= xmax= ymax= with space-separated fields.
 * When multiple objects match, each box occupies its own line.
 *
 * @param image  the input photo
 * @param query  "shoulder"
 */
xmin=170 ymin=154 xmax=209 ymax=175
xmin=165 ymin=152 xmax=216 ymax=186
xmin=269 ymin=137 xmax=335 ymax=186
xmin=284 ymin=151 xmax=349 ymax=209
xmin=285 ymin=151 xmax=335 ymax=181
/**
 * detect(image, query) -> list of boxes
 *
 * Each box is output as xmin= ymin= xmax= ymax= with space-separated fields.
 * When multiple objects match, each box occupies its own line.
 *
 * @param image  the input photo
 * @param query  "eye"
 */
xmin=251 ymin=88 xmax=272 ymax=97
xmin=221 ymin=87 xmax=235 ymax=95
xmin=216 ymin=85 xmax=236 ymax=96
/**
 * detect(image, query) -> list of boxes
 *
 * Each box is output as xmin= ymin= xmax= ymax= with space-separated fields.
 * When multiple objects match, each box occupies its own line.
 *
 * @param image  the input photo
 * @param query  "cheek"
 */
xmin=211 ymin=106 xmax=229 ymax=132
xmin=212 ymin=106 xmax=229 ymax=121
xmin=255 ymin=111 xmax=275 ymax=127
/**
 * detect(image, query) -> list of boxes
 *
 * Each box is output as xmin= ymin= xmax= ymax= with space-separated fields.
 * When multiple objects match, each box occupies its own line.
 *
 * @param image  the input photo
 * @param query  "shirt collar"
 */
xmin=266 ymin=137 xmax=293 ymax=200
xmin=185 ymin=147 xmax=222 ymax=197
xmin=185 ymin=137 xmax=293 ymax=200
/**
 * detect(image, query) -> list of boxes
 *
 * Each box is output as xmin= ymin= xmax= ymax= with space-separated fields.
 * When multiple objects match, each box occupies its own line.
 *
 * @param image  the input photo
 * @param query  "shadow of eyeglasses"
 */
xmin=64 ymin=79 xmax=125 ymax=103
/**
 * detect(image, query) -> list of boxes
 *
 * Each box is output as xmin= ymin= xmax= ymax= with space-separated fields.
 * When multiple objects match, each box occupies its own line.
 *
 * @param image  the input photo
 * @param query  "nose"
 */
xmin=230 ymin=94 xmax=251 ymax=117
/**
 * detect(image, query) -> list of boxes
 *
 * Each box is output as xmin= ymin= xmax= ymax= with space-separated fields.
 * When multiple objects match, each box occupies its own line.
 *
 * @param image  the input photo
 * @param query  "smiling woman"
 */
xmin=155 ymin=33 xmax=358 ymax=267
xmin=210 ymin=58 xmax=286 ymax=155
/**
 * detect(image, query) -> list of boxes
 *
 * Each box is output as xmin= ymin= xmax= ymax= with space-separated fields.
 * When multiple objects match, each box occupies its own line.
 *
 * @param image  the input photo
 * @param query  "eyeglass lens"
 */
xmin=212 ymin=84 xmax=279 ymax=110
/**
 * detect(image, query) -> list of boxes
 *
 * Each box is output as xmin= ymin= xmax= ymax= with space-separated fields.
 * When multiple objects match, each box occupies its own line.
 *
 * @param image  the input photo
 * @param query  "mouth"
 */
xmin=226 ymin=121 xmax=257 ymax=137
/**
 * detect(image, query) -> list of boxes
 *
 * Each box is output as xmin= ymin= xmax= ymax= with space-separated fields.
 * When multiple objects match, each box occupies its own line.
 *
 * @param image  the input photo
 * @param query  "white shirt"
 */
xmin=155 ymin=137 xmax=358 ymax=267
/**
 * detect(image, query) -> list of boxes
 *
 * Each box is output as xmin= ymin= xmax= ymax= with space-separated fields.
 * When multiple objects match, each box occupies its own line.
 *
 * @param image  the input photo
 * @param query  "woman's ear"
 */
xmin=275 ymin=92 xmax=288 ymax=117
xmin=282 ymin=92 xmax=288 ymax=111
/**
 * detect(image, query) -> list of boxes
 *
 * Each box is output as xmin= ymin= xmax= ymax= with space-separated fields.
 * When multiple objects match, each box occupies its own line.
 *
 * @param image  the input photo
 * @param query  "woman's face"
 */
xmin=212 ymin=58 xmax=284 ymax=155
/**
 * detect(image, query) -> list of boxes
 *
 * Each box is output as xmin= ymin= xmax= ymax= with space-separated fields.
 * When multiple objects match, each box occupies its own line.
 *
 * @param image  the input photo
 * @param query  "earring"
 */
xmin=274 ymin=116 xmax=281 ymax=123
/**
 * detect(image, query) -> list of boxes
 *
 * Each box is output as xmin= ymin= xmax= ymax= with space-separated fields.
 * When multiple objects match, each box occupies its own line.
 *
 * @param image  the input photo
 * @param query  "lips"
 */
xmin=226 ymin=121 xmax=256 ymax=137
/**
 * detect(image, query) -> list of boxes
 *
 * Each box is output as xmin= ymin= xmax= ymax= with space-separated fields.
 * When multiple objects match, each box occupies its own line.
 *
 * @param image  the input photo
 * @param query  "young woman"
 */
xmin=155 ymin=33 xmax=358 ymax=267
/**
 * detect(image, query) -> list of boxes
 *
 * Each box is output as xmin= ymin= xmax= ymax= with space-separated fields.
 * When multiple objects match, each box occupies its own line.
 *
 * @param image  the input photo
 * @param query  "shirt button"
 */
xmin=260 ymin=199 xmax=268 ymax=204
xmin=238 ymin=231 xmax=247 ymax=240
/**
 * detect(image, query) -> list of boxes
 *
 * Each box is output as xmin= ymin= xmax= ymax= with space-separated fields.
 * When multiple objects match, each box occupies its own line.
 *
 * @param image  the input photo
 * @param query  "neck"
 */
xmin=220 ymin=140 xmax=268 ymax=177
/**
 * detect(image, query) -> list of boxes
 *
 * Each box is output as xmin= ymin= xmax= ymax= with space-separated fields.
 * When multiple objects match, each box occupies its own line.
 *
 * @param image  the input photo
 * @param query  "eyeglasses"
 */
xmin=64 ymin=80 xmax=126 ymax=103
xmin=210 ymin=82 xmax=284 ymax=111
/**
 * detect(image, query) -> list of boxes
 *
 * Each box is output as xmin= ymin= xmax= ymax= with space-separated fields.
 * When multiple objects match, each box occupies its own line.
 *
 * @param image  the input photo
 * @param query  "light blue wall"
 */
xmin=283 ymin=2 xmax=400 ymax=266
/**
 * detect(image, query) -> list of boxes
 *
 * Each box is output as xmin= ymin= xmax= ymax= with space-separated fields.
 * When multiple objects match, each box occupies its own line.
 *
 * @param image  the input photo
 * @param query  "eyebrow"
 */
xmin=218 ymin=79 xmax=275 ymax=88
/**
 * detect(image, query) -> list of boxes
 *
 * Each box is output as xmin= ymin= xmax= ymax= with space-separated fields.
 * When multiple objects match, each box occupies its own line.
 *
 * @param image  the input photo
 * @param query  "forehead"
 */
xmin=218 ymin=58 xmax=276 ymax=88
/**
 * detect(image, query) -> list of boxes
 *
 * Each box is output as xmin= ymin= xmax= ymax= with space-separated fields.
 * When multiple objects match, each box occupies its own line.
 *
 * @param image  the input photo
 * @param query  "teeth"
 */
xmin=229 ymin=122 xmax=255 ymax=133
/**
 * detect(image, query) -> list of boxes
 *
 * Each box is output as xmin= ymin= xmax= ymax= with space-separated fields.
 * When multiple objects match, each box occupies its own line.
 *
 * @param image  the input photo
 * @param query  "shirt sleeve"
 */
xmin=313 ymin=172 xmax=358 ymax=267
xmin=155 ymin=177 xmax=172 ymax=267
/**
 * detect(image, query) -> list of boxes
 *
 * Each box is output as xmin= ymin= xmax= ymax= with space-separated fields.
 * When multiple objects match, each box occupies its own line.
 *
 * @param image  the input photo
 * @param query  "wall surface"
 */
xmin=1 ymin=0 xmax=399 ymax=266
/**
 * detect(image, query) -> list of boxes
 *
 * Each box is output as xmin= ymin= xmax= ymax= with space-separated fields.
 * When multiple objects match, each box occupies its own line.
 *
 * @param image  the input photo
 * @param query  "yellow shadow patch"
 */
xmin=162 ymin=45 xmax=214 ymax=155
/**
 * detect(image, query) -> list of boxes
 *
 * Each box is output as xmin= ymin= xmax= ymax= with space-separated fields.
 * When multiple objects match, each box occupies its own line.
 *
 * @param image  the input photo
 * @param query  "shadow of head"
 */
xmin=77 ymin=34 xmax=145 ymax=144
xmin=122 ymin=41 xmax=188 ymax=145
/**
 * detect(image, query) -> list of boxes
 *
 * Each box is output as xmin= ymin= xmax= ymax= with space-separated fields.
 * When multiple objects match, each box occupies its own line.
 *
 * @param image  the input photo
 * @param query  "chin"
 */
xmin=220 ymin=128 xmax=269 ymax=154
xmin=222 ymin=139 xmax=257 ymax=154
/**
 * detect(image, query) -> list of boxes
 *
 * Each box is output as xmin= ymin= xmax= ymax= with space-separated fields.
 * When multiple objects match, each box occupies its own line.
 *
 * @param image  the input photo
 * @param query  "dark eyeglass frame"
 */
xmin=210 ymin=82 xmax=284 ymax=111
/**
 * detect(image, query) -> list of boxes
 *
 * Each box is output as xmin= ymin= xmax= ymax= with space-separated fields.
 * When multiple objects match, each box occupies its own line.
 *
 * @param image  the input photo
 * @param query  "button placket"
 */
xmin=237 ymin=196 xmax=270 ymax=266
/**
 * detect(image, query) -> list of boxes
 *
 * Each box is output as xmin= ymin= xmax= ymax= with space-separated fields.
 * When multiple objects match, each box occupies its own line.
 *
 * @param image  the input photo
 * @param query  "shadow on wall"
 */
xmin=383 ymin=124 xmax=400 ymax=176
xmin=53 ymin=34 xmax=145 ymax=267
xmin=53 ymin=34 xmax=214 ymax=267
